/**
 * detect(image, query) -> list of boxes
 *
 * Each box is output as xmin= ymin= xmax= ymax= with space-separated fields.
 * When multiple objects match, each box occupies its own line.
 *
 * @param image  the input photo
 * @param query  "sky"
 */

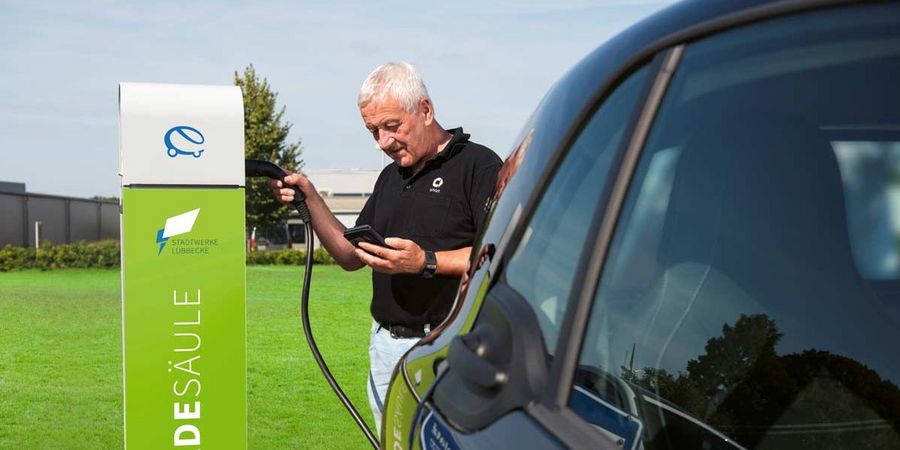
xmin=0 ymin=0 xmax=673 ymax=198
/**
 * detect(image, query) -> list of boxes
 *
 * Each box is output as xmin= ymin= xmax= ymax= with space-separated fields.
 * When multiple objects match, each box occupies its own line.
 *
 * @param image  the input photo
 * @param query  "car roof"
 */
xmin=516 ymin=0 xmax=857 ymax=178
xmin=568 ymin=0 xmax=817 ymax=92
xmin=575 ymin=0 xmax=855 ymax=109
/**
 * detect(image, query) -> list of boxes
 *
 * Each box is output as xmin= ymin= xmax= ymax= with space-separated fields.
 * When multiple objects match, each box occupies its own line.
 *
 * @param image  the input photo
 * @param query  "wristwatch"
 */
xmin=422 ymin=250 xmax=437 ymax=279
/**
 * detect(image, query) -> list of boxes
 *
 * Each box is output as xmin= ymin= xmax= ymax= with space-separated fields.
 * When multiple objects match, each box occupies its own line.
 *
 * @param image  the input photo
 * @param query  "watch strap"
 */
xmin=422 ymin=250 xmax=437 ymax=278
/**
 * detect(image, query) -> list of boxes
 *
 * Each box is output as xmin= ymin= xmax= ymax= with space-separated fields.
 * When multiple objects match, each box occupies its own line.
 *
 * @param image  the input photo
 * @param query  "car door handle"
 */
xmin=448 ymin=334 xmax=508 ymax=389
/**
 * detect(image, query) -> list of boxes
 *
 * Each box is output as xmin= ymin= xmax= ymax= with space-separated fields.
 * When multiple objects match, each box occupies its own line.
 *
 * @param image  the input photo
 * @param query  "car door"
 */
xmin=414 ymin=51 xmax=663 ymax=449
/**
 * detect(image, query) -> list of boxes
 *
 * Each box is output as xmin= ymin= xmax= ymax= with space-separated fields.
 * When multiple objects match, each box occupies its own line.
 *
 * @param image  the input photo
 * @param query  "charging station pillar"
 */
xmin=119 ymin=83 xmax=247 ymax=449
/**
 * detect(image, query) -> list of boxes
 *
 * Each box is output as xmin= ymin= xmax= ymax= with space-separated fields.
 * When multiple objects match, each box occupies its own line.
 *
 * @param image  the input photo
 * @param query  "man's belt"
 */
xmin=381 ymin=323 xmax=431 ymax=338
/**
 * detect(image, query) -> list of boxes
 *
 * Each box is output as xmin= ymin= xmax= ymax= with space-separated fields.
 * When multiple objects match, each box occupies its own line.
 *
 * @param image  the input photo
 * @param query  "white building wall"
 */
xmin=286 ymin=169 xmax=381 ymax=249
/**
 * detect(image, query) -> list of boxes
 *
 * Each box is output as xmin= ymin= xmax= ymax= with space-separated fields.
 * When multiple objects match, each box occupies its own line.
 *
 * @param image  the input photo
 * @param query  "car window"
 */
xmin=831 ymin=139 xmax=900 ymax=280
xmin=571 ymin=4 xmax=900 ymax=449
xmin=502 ymin=65 xmax=650 ymax=354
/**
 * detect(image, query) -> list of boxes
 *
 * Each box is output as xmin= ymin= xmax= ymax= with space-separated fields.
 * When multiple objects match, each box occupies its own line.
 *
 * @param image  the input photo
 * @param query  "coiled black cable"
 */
xmin=245 ymin=159 xmax=378 ymax=448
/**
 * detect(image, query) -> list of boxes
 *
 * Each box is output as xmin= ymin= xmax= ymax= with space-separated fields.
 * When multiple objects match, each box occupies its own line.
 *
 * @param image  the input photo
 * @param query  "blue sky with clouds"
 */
xmin=0 ymin=0 xmax=672 ymax=197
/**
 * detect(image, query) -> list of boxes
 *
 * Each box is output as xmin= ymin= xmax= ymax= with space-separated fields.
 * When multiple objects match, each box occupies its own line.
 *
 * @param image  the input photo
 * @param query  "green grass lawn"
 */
xmin=0 ymin=265 xmax=377 ymax=449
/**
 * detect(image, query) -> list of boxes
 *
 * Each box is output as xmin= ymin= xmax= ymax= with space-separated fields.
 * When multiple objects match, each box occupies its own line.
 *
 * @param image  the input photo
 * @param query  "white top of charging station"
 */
xmin=119 ymin=82 xmax=245 ymax=187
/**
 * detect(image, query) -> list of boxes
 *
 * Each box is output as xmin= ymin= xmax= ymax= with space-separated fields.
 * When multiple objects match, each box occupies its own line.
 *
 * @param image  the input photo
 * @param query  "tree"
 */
xmin=625 ymin=314 xmax=900 ymax=449
xmin=234 ymin=64 xmax=304 ymax=232
xmin=686 ymin=313 xmax=782 ymax=401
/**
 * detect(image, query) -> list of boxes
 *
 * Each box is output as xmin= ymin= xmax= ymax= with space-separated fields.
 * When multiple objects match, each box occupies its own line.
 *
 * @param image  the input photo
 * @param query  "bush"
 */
xmin=0 ymin=241 xmax=121 ymax=271
xmin=0 ymin=241 xmax=336 ymax=271
xmin=246 ymin=249 xmax=274 ymax=265
xmin=0 ymin=245 xmax=32 ymax=272
xmin=246 ymin=247 xmax=336 ymax=266
xmin=247 ymin=248 xmax=299 ymax=265
xmin=313 ymin=248 xmax=336 ymax=265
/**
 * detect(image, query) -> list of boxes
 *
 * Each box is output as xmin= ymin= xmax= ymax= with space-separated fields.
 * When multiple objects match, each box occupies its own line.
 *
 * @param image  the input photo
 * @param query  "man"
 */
xmin=271 ymin=61 xmax=501 ymax=430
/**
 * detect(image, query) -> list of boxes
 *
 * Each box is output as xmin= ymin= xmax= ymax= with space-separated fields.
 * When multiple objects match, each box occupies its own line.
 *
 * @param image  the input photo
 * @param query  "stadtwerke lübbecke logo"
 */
xmin=164 ymin=125 xmax=205 ymax=158
xmin=155 ymin=208 xmax=219 ymax=256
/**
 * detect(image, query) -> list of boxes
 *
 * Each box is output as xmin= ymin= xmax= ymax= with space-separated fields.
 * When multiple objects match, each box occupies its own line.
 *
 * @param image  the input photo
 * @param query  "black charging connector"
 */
xmin=244 ymin=159 xmax=311 ymax=223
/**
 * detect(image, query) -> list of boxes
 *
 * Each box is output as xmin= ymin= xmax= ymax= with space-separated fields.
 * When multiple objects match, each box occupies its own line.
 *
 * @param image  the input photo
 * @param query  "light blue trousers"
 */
xmin=366 ymin=321 xmax=420 ymax=436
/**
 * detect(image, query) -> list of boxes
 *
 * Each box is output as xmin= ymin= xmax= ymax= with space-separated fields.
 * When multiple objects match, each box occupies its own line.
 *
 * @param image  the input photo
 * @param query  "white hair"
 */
xmin=358 ymin=61 xmax=430 ymax=113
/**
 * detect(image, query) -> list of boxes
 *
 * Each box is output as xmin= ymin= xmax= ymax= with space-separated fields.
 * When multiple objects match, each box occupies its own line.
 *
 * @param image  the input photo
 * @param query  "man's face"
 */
xmin=360 ymin=95 xmax=433 ymax=169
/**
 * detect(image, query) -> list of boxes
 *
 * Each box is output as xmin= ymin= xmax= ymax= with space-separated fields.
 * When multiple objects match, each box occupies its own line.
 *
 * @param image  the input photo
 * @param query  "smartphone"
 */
xmin=343 ymin=225 xmax=391 ymax=248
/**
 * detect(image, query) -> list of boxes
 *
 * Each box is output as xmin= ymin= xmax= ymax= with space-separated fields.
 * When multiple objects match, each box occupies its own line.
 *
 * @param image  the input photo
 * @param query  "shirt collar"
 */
xmin=436 ymin=127 xmax=470 ymax=161
xmin=397 ymin=127 xmax=470 ymax=178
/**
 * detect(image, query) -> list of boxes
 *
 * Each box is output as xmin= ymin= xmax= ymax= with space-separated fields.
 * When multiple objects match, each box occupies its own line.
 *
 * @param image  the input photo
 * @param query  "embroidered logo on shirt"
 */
xmin=430 ymin=177 xmax=444 ymax=193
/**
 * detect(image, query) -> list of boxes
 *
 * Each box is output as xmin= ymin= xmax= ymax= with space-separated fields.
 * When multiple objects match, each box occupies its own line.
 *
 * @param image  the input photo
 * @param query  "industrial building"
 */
xmin=0 ymin=181 xmax=119 ymax=248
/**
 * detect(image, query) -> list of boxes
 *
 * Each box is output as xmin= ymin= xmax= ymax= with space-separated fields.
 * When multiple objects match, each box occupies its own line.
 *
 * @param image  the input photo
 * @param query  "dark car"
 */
xmin=382 ymin=1 xmax=900 ymax=448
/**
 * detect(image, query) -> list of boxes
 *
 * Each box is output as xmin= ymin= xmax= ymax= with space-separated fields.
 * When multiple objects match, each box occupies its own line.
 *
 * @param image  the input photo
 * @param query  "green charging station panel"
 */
xmin=119 ymin=83 xmax=247 ymax=449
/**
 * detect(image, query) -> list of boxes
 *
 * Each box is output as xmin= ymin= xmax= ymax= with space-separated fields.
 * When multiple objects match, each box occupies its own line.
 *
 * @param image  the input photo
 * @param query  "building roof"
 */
xmin=306 ymin=169 xmax=381 ymax=196
xmin=0 ymin=181 xmax=26 ymax=194
xmin=323 ymin=196 xmax=368 ymax=213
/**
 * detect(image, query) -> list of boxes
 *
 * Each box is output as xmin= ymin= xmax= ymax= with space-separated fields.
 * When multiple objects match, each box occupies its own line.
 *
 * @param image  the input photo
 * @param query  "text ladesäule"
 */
xmin=170 ymin=289 xmax=202 ymax=447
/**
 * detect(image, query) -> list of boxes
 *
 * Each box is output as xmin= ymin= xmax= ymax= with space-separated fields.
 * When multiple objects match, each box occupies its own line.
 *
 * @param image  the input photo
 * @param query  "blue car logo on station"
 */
xmin=164 ymin=125 xmax=205 ymax=158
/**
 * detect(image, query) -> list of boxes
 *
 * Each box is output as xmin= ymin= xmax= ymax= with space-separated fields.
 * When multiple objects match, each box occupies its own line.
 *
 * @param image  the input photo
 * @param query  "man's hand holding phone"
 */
xmin=343 ymin=225 xmax=391 ymax=249
xmin=344 ymin=226 xmax=426 ymax=275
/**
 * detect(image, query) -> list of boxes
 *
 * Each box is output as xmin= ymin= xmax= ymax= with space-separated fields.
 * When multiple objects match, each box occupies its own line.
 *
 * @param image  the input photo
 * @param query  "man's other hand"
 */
xmin=356 ymin=238 xmax=426 ymax=275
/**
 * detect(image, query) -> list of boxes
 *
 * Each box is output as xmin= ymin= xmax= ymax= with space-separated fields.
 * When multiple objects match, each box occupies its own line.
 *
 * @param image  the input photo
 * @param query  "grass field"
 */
xmin=0 ymin=265 xmax=377 ymax=449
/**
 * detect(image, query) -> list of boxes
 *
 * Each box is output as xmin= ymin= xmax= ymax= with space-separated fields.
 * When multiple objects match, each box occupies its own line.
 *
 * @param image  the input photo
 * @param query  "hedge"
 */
xmin=0 ymin=241 xmax=120 ymax=271
xmin=0 ymin=241 xmax=335 ymax=271
xmin=246 ymin=247 xmax=336 ymax=266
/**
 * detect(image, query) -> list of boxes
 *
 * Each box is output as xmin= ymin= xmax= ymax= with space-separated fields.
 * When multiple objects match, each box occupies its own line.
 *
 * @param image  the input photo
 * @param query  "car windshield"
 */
xmin=572 ymin=4 xmax=900 ymax=449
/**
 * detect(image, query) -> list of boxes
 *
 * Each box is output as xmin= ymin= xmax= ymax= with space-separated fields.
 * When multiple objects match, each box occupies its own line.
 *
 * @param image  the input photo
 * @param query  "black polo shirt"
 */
xmin=356 ymin=127 xmax=502 ymax=326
